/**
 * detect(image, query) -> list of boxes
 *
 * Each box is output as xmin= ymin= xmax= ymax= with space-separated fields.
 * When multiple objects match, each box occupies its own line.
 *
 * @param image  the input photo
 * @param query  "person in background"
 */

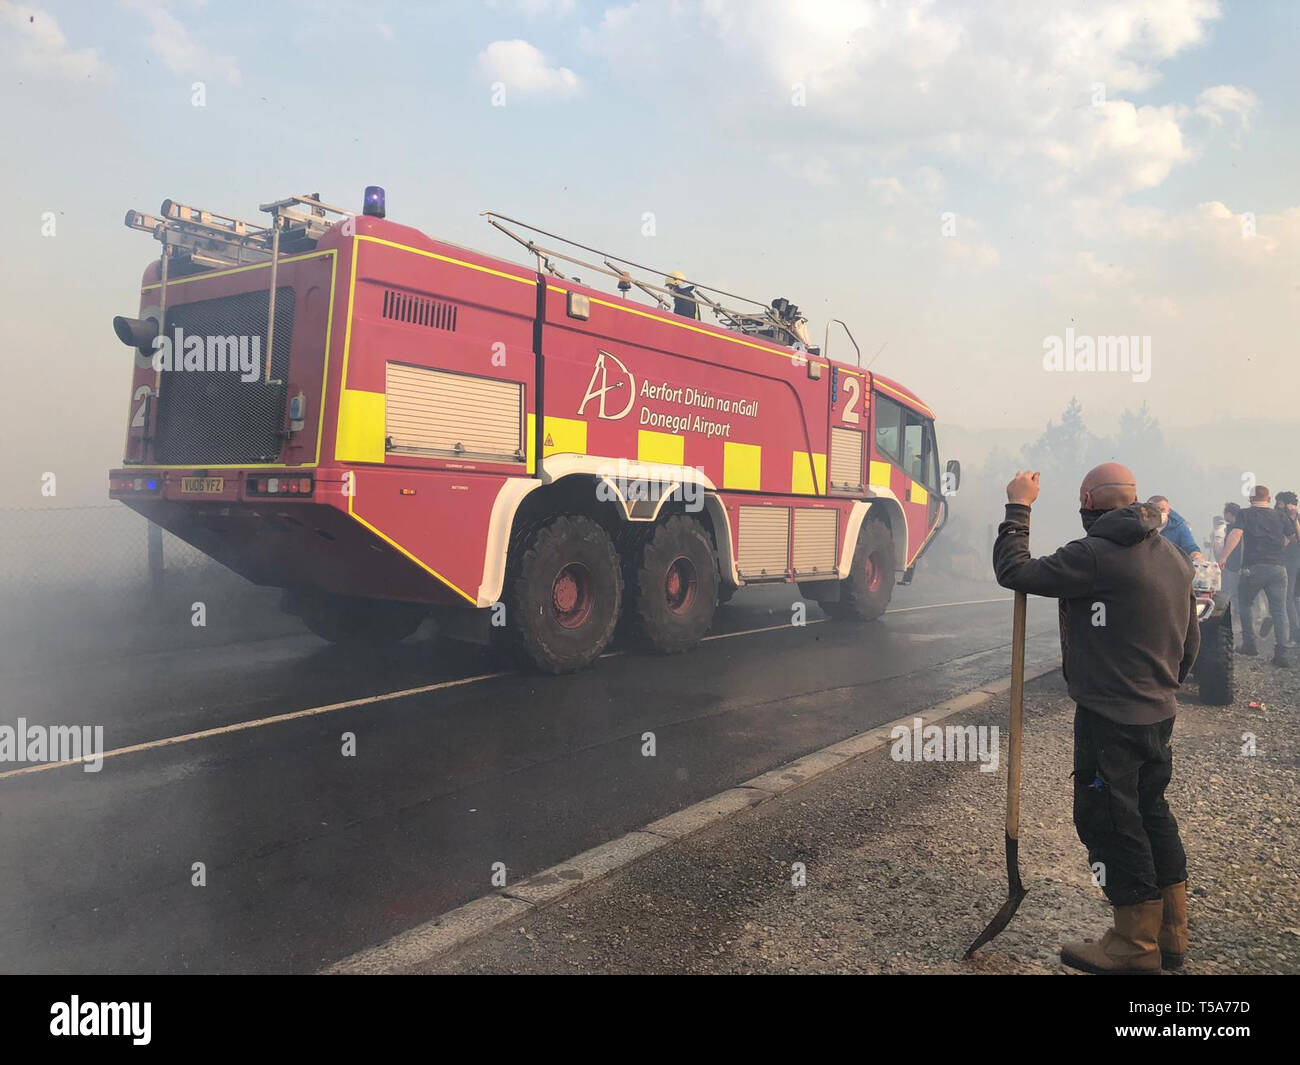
xmin=1278 ymin=491 xmax=1300 ymax=649
xmin=1146 ymin=496 xmax=1202 ymax=560
xmin=1218 ymin=485 xmax=1295 ymax=667
xmin=665 ymin=271 xmax=701 ymax=320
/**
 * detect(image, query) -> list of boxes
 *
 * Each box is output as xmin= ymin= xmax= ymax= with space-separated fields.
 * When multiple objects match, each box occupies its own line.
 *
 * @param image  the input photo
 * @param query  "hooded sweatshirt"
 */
xmin=994 ymin=501 xmax=1199 ymax=725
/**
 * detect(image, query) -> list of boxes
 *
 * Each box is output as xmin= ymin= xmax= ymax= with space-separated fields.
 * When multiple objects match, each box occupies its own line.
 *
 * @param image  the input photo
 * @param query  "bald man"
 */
xmin=993 ymin=463 xmax=1199 ymax=974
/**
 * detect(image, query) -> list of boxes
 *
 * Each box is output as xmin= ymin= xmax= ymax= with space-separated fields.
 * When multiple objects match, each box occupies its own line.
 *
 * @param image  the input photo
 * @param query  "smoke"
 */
xmin=930 ymin=398 xmax=1295 ymax=577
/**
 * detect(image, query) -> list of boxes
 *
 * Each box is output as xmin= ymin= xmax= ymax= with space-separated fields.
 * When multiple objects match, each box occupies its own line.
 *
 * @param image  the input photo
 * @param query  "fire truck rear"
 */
xmin=110 ymin=189 xmax=958 ymax=672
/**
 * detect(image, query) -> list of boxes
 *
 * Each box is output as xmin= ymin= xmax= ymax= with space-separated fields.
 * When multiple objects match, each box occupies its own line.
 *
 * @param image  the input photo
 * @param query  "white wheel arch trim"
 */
xmin=540 ymin=455 xmax=719 ymax=515
xmin=476 ymin=477 xmax=543 ymax=607
xmin=476 ymin=457 xmax=729 ymax=606
xmin=706 ymin=492 xmax=740 ymax=587
xmin=839 ymin=492 xmax=909 ymax=575
xmin=476 ymin=462 xmax=906 ymax=606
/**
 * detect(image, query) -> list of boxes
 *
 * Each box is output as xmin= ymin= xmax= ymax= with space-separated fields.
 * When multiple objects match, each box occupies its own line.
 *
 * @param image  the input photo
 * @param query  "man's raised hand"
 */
xmin=1006 ymin=470 xmax=1040 ymax=506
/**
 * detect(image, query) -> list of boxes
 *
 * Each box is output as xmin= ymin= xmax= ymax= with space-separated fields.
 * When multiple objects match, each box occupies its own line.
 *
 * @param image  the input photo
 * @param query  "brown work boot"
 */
xmin=1060 ymin=899 xmax=1163 ymax=974
xmin=1158 ymin=881 xmax=1188 ymax=970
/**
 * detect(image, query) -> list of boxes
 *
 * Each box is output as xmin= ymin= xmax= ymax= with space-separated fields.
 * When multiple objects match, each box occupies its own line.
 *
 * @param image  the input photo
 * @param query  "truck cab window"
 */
xmin=873 ymin=394 xmax=903 ymax=463
xmin=902 ymin=410 xmax=926 ymax=484
xmin=923 ymin=421 xmax=940 ymax=490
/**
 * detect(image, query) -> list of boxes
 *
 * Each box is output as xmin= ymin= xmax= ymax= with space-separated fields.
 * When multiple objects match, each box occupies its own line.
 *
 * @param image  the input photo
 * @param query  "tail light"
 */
xmin=247 ymin=475 xmax=313 ymax=497
xmin=111 ymin=476 xmax=160 ymax=493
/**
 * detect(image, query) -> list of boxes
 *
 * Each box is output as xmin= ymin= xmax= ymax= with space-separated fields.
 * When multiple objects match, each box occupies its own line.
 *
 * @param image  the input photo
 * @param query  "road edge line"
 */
xmin=322 ymin=662 xmax=1058 ymax=975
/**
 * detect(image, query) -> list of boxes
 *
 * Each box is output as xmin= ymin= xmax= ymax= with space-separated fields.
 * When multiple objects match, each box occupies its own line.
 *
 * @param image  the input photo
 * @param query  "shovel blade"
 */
xmin=963 ymin=831 xmax=1028 ymax=958
xmin=963 ymin=884 xmax=1029 ymax=958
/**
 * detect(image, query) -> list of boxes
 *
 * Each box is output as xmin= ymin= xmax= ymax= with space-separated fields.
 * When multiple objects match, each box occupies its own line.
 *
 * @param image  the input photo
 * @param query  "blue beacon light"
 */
xmin=363 ymin=186 xmax=386 ymax=218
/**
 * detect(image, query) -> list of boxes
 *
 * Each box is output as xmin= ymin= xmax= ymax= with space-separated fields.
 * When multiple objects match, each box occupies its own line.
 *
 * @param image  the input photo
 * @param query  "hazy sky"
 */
xmin=2 ymin=0 xmax=1297 ymax=505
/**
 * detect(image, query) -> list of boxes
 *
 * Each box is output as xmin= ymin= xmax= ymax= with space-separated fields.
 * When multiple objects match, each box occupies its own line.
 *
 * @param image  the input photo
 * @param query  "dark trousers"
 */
xmin=1286 ymin=556 xmax=1300 ymax=640
xmin=1239 ymin=563 xmax=1290 ymax=653
xmin=1073 ymin=706 xmax=1187 ymax=906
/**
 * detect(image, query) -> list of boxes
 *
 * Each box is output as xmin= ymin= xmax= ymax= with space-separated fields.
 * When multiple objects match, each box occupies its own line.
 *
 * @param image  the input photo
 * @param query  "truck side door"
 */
xmin=899 ymin=407 xmax=943 ymax=561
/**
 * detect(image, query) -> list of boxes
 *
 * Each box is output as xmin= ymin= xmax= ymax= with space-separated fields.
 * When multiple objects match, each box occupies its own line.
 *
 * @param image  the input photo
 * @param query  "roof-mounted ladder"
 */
xmin=481 ymin=210 xmax=808 ymax=350
xmin=124 ymin=193 xmax=353 ymax=383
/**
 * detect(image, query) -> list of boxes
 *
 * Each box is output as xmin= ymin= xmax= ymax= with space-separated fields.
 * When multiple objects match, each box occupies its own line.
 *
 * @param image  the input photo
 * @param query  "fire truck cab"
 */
xmin=110 ymin=190 xmax=956 ymax=672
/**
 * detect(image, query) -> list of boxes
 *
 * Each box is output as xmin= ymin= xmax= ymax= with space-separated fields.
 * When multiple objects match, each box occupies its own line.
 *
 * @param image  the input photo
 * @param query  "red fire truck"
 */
xmin=110 ymin=189 xmax=957 ymax=672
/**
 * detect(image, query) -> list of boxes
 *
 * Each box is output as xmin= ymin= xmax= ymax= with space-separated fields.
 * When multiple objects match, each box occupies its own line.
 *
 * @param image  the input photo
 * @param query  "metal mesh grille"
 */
xmin=153 ymin=287 xmax=295 ymax=464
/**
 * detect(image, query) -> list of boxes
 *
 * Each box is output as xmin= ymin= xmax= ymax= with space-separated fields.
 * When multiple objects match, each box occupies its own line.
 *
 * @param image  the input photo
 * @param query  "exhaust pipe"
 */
xmin=112 ymin=314 xmax=159 ymax=356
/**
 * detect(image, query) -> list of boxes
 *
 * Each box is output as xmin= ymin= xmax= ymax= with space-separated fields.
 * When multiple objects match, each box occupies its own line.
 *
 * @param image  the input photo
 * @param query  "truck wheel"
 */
xmin=506 ymin=514 xmax=622 ymax=673
xmin=819 ymin=516 xmax=895 ymax=622
xmin=299 ymin=594 xmax=425 ymax=646
xmin=1195 ymin=608 xmax=1234 ymax=705
xmin=624 ymin=514 xmax=718 ymax=653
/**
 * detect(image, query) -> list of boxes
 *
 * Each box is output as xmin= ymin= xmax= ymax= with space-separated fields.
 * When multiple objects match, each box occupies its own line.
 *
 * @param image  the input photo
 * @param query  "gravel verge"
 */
xmin=428 ymin=657 xmax=1299 ymax=974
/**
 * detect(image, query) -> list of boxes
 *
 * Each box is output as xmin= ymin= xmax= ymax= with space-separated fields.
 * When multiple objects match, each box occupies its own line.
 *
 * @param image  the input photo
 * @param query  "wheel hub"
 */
xmin=664 ymin=555 xmax=698 ymax=615
xmin=865 ymin=552 xmax=884 ymax=592
xmin=551 ymin=562 xmax=593 ymax=628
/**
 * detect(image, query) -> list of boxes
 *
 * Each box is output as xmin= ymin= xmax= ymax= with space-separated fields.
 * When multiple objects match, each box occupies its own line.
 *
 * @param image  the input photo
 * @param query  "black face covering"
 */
xmin=1080 ymin=507 xmax=1107 ymax=532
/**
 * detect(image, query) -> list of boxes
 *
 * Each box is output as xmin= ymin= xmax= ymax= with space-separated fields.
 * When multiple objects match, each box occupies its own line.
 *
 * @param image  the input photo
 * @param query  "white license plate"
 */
xmin=180 ymin=477 xmax=224 ymax=494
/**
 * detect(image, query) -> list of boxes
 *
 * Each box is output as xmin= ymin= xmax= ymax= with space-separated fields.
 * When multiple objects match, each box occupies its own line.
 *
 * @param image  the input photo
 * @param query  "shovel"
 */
xmin=964 ymin=589 xmax=1029 ymax=958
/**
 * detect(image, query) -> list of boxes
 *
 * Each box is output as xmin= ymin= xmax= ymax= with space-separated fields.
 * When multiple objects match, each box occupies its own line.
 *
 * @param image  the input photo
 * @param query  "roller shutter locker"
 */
xmin=386 ymin=363 xmax=524 ymax=463
xmin=792 ymin=508 xmax=838 ymax=576
xmin=738 ymin=506 xmax=790 ymax=578
xmin=829 ymin=427 xmax=865 ymax=493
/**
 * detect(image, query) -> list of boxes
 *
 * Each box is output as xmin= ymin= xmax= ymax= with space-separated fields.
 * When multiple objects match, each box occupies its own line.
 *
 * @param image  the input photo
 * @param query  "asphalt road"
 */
xmin=0 ymin=577 xmax=1061 ymax=973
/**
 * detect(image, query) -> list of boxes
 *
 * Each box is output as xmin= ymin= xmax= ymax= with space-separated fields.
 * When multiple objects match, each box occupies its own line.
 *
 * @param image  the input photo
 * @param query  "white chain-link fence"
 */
xmin=0 ymin=505 xmax=229 ymax=591
xmin=0 ymin=505 xmax=299 ymax=670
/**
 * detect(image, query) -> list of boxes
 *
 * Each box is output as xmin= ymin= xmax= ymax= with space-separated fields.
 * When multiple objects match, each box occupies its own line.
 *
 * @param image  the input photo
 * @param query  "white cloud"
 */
xmin=1066 ymin=197 xmax=1168 ymax=240
xmin=1131 ymin=293 xmax=1181 ymax=317
xmin=0 ymin=4 xmax=108 ymax=81
xmin=917 ymin=165 xmax=945 ymax=195
xmin=1044 ymin=101 xmax=1191 ymax=199
xmin=1195 ymin=84 xmax=1258 ymax=129
xmin=1176 ymin=200 xmax=1282 ymax=256
xmin=476 ymin=39 xmax=580 ymax=97
xmin=1053 ymin=198 xmax=1295 ymax=337
xmin=492 ymin=0 xmax=577 ymax=14
xmin=941 ymin=237 xmax=1000 ymax=270
xmin=1077 ymin=251 xmax=1135 ymax=286
xmin=1111 ymin=200 xmax=1283 ymax=255
xmin=772 ymin=152 xmax=838 ymax=188
xmin=868 ymin=176 xmax=908 ymax=204
xmin=582 ymin=1 xmax=1223 ymax=200
xmin=122 ymin=0 xmax=241 ymax=86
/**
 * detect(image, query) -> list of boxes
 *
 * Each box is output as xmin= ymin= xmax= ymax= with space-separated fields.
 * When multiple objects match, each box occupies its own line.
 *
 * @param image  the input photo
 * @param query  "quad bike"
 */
xmin=1190 ymin=559 xmax=1233 ymax=705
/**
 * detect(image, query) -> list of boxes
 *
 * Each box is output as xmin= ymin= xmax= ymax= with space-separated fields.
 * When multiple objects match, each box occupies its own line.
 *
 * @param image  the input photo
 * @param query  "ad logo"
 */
xmin=579 ymin=349 xmax=635 ymax=421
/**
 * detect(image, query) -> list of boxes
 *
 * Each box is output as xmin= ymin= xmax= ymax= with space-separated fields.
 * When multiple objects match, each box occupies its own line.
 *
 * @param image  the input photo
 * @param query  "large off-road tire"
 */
xmin=1195 ymin=607 xmax=1234 ymax=705
xmin=298 ymin=594 xmax=426 ymax=646
xmin=818 ymin=515 xmax=895 ymax=622
xmin=505 ymin=514 xmax=622 ymax=674
xmin=623 ymin=514 xmax=718 ymax=653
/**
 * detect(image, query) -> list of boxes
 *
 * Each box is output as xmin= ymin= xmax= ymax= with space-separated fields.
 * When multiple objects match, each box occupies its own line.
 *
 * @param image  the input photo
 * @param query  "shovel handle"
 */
xmin=1006 ymin=590 xmax=1027 ymax=840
